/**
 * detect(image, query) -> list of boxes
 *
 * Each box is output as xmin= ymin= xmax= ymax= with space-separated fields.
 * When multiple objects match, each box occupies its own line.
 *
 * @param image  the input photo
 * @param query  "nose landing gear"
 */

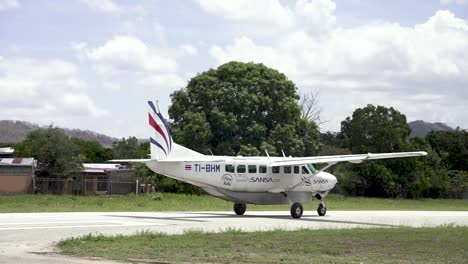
xmin=234 ymin=203 xmax=246 ymax=215
xmin=315 ymin=193 xmax=327 ymax=216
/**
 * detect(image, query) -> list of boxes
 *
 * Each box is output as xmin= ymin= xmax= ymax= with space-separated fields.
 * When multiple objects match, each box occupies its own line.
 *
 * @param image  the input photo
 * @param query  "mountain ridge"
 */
xmin=0 ymin=119 xmax=457 ymax=147
xmin=408 ymin=120 xmax=454 ymax=138
xmin=0 ymin=120 xmax=118 ymax=147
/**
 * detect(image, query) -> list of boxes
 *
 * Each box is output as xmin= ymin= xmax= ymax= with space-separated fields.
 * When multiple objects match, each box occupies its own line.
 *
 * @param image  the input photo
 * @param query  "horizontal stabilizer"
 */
xmin=107 ymin=159 xmax=151 ymax=163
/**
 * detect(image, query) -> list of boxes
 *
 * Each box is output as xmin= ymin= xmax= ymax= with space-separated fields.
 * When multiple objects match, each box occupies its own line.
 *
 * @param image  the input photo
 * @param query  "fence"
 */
xmin=35 ymin=170 xmax=137 ymax=195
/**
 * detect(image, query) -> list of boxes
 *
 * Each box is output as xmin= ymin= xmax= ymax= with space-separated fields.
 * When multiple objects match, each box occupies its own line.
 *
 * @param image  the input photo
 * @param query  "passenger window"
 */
xmin=248 ymin=165 xmax=257 ymax=173
xmin=294 ymin=166 xmax=300 ymax=174
xmin=237 ymin=165 xmax=246 ymax=173
xmin=302 ymin=166 xmax=309 ymax=174
xmin=225 ymin=164 xmax=234 ymax=173
xmin=284 ymin=166 xmax=291 ymax=174
xmin=272 ymin=166 xmax=280 ymax=173
xmin=259 ymin=165 xmax=267 ymax=173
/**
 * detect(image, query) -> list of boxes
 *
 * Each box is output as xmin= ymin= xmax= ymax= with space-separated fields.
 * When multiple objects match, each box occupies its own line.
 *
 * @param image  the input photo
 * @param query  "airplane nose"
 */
xmin=322 ymin=172 xmax=337 ymax=187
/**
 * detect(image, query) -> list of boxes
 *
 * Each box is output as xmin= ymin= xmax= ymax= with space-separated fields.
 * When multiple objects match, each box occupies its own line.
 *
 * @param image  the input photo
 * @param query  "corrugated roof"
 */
xmin=0 ymin=158 xmax=35 ymax=166
xmin=0 ymin=147 xmax=15 ymax=155
xmin=82 ymin=163 xmax=122 ymax=173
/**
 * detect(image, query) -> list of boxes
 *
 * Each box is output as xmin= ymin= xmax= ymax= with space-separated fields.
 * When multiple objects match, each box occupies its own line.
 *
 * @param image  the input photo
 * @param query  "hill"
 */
xmin=0 ymin=120 xmax=117 ymax=147
xmin=409 ymin=120 xmax=454 ymax=138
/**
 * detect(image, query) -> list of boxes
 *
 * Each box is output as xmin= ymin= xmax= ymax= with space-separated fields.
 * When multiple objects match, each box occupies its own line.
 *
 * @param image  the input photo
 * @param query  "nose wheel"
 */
xmin=317 ymin=203 xmax=326 ymax=216
xmin=315 ymin=194 xmax=327 ymax=216
xmin=234 ymin=203 xmax=246 ymax=215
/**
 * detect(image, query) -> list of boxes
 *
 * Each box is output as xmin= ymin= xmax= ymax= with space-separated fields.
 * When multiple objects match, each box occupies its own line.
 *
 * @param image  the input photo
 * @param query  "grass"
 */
xmin=57 ymin=226 xmax=468 ymax=263
xmin=0 ymin=193 xmax=467 ymax=213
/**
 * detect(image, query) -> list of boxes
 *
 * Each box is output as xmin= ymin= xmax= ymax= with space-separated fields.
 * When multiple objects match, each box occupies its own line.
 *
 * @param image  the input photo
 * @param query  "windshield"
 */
xmin=307 ymin=164 xmax=317 ymax=173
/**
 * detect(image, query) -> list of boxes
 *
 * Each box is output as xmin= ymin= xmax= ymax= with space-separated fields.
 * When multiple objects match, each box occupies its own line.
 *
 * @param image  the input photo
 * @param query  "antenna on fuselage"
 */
xmin=264 ymin=150 xmax=270 ymax=157
xmin=155 ymin=100 xmax=161 ymax=112
xmin=281 ymin=149 xmax=286 ymax=157
xmin=208 ymin=149 xmax=214 ymax=155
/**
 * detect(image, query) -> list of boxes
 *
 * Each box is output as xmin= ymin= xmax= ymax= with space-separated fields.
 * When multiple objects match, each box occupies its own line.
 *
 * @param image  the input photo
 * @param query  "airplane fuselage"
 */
xmin=146 ymin=157 xmax=337 ymax=205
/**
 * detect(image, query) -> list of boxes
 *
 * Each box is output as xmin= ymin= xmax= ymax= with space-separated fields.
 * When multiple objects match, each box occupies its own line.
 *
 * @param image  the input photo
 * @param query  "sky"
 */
xmin=0 ymin=0 xmax=467 ymax=138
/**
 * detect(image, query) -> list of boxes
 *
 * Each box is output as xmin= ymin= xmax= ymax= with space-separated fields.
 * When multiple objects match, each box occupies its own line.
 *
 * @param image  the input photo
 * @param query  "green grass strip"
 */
xmin=0 ymin=193 xmax=467 ymax=213
xmin=58 ymin=226 xmax=468 ymax=264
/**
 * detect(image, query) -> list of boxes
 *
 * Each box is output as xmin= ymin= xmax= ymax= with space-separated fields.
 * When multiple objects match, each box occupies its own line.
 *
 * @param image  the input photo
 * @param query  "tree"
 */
xmin=335 ymin=105 xmax=448 ymax=198
xmin=171 ymin=112 xmax=213 ymax=153
xmin=71 ymin=138 xmax=113 ymax=163
xmin=299 ymin=90 xmax=323 ymax=125
xmin=426 ymin=129 xmax=468 ymax=171
xmin=169 ymin=61 xmax=319 ymax=156
xmin=340 ymin=104 xmax=410 ymax=154
xmin=18 ymin=126 xmax=83 ymax=177
xmin=112 ymin=137 xmax=141 ymax=159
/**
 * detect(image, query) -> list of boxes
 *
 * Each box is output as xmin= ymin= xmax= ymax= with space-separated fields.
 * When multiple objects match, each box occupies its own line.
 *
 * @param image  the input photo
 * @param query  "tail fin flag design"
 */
xmin=148 ymin=101 xmax=172 ymax=160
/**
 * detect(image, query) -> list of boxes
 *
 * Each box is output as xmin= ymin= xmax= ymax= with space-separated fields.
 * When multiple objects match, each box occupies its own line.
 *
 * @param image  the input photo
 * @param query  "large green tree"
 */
xmin=17 ymin=126 xmax=83 ymax=177
xmin=169 ymin=61 xmax=319 ymax=156
xmin=340 ymin=104 xmax=410 ymax=153
xmin=426 ymin=129 xmax=468 ymax=171
xmin=336 ymin=105 xmax=447 ymax=198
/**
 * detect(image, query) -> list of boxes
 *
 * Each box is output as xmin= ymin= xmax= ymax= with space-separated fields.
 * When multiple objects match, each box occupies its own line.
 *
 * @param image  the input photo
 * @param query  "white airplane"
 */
xmin=115 ymin=101 xmax=427 ymax=219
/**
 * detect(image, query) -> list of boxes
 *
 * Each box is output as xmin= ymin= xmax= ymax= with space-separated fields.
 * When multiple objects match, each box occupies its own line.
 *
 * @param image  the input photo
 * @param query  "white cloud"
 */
xmin=196 ymin=0 xmax=337 ymax=34
xmin=180 ymin=44 xmax=199 ymax=56
xmin=80 ymin=0 xmax=122 ymax=14
xmin=0 ymin=0 xmax=19 ymax=11
xmin=440 ymin=0 xmax=468 ymax=6
xmin=0 ymin=57 xmax=106 ymax=126
xmin=208 ymin=7 xmax=468 ymax=130
xmin=294 ymin=0 xmax=336 ymax=34
xmin=74 ymin=35 xmax=185 ymax=90
xmin=210 ymin=36 xmax=298 ymax=74
xmin=196 ymin=0 xmax=294 ymax=29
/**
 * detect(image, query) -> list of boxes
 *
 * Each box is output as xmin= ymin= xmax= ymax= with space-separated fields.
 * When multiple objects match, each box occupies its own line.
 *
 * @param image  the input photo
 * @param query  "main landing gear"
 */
xmin=234 ymin=203 xmax=246 ymax=215
xmin=290 ymin=202 xmax=303 ymax=218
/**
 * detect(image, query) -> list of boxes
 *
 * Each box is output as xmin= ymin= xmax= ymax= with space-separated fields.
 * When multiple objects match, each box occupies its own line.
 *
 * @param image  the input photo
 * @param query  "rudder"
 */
xmin=148 ymin=101 xmax=172 ymax=160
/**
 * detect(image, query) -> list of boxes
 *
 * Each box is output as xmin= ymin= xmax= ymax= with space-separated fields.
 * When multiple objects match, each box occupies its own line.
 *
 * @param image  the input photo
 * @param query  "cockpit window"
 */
xmin=302 ymin=166 xmax=309 ymax=174
xmin=307 ymin=164 xmax=317 ymax=173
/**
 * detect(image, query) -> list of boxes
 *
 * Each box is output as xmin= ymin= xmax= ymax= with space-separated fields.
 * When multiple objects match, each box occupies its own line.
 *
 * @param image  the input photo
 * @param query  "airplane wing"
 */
xmin=267 ymin=151 xmax=428 ymax=167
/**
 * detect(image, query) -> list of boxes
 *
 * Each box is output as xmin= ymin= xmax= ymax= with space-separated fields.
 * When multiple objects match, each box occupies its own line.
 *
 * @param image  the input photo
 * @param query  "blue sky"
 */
xmin=1 ymin=0 xmax=467 ymax=138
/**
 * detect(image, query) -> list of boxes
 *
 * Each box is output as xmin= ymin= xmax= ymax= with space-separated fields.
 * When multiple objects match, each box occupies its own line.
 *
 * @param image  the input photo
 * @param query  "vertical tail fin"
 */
xmin=148 ymin=101 xmax=172 ymax=160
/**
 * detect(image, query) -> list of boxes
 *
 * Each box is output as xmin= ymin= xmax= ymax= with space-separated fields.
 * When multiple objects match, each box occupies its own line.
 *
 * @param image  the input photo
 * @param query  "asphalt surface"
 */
xmin=1 ymin=210 xmax=467 ymax=263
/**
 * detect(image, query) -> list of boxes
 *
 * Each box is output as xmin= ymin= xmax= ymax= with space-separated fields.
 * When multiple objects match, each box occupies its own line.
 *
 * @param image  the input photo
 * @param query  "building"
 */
xmin=0 ymin=157 xmax=36 ymax=194
xmin=35 ymin=163 xmax=136 ymax=195
xmin=0 ymin=147 xmax=15 ymax=158
xmin=82 ymin=163 xmax=136 ymax=195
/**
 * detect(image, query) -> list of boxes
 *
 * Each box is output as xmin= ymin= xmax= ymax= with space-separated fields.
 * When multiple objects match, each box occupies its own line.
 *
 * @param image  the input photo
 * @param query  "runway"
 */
xmin=1 ymin=210 xmax=467 ymax=263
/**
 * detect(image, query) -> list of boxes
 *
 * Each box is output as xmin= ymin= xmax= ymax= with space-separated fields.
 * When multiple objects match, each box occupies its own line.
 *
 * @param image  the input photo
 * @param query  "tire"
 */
xmin=234 ymin=203 xmax=246 ymax=215
xmin=317 ymin=203 xmax=326 ymax=216
xmin=290 ymin=202 xmax=303 ymax=219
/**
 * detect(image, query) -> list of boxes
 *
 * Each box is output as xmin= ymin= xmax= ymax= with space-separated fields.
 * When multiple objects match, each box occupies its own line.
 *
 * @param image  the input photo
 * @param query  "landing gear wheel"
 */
xmin=234 ymin=203 xmax=246 ymax=215
xmin=317 ymin=203 xmax=326 ymax=216
xmin=290 ymin=202 xmax=303 ymax=219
